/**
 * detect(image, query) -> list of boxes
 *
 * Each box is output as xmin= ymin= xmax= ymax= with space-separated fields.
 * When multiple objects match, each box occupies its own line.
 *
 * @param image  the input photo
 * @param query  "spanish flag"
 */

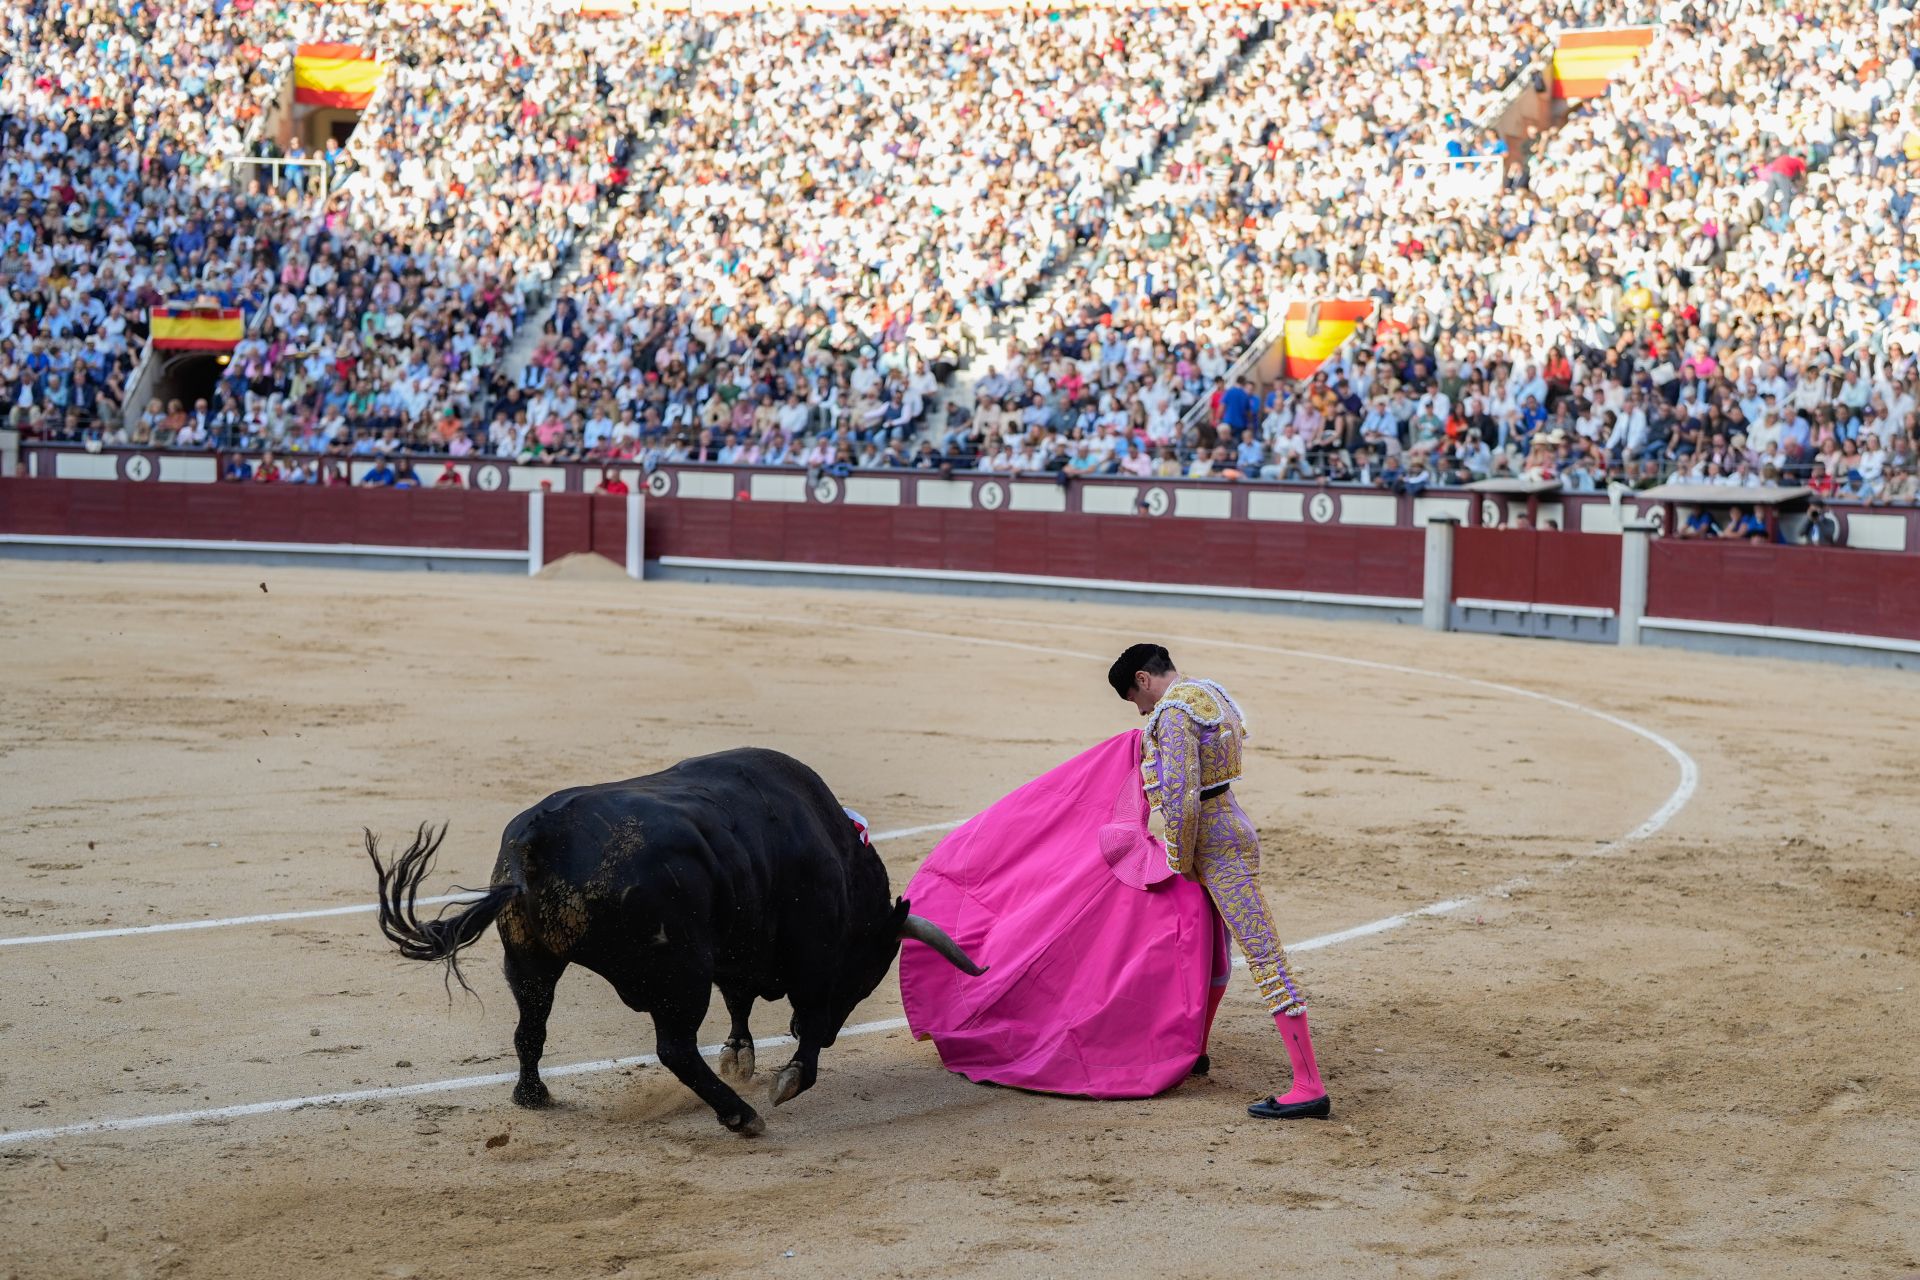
xmin=1550 ymin=27 xmax=1656 ymax=100
xmin=293 ymin=43 xmax=383 ymax=109
xmin=150 ymin=306 xmax=245 ymax=353
xmin=1281 ymin=299 xmax=1373 ymax=380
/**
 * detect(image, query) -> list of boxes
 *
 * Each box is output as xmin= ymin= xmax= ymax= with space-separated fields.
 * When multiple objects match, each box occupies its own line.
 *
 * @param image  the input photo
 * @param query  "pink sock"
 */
xmin=1202 ymin=981 xmax=1227 ymax=1050
xmin=1201 ymin=918 xmax=1232 ymax=1051
xmin=1269 ymin=1009 xmax=1327 ymax=1104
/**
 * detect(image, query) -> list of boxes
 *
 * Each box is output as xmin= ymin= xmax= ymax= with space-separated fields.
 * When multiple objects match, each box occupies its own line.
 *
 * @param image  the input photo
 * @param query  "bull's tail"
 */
xmin=365 ymin=822 xmax=519 ymax=995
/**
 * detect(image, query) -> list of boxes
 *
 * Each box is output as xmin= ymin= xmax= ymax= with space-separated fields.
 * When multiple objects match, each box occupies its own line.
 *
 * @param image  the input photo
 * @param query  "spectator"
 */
xmin=1800 ymin=500 xmax=1842 ymax=545
xmin=1719 ymin=504 xmax=1767 ymax=542
xmin=1680 ymin=506 xmax=1721 ymax=539
xmin=1873 ymin=464 xmax=1917 ymax=505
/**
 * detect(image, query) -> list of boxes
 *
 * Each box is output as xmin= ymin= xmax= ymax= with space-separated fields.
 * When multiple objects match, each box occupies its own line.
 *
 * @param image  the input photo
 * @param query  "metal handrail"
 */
xmin=1174 ymin=296 xmax=1289 ymax=444
xmin=221 ymin=155 xmax=333 ymax=204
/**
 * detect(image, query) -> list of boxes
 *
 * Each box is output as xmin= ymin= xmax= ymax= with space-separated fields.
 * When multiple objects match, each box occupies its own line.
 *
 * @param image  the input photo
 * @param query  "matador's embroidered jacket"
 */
xmin=1140 ymin=678 xmax=1248 ymax=875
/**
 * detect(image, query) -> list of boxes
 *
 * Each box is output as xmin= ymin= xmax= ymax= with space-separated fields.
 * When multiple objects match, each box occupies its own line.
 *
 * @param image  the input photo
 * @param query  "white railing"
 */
xmin=121 ymin=344 xmax=158 ymax=433
xmin=1174 ymin=295 xmax=1291 ymax=442
xmin=1399 ymin=151 xmax=1505 ymax=208
xmin=1482 ymin=52 xmax=1547 ymax=130
xmin=222 ymin=155 xmax=333 ymax=204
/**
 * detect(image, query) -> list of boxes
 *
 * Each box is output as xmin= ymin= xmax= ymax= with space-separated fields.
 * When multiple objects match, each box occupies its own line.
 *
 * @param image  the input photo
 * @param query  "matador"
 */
xmin=1109 ymin=642 xmax=1331 ymax=1120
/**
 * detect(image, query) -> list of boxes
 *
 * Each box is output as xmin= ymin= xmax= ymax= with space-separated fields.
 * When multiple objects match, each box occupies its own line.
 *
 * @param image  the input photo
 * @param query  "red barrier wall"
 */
xmin=590 ymin=495 xmax=629 ymax=564
xmin=25 ymin=446 xmax=1920 ymax=553
xmin=542 ymin=493 xmax=592 ymax=564
xmin=1648 ymin=541 xmax=1920 ymax=642
xmin=0 ymin=478 xmax=530 ymax=550
xmin=645 ymin=500 xmax=1427 ymax=600
xmin=10 ymin=478 xmax=1916 ymax=652
xmin=1533 ymin=533 xmax=1623 ymax=609
xmin=541 ymin=494 xmax=632 ymax=567
xmin=1453 ymin=528 xmax=1621 ymax=610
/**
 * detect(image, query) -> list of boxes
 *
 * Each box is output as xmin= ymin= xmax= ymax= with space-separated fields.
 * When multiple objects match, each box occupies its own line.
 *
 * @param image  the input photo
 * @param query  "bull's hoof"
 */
xmin=723 ymin=1109 xmax=765 ymax=1138
xmin=512 ymin=1080 xmax=554 ymax=1109
xmin=770 ymin=1063 xmax=807 ymax=1108
xmin=718 ymin=1040 xmax=756 ymax=1081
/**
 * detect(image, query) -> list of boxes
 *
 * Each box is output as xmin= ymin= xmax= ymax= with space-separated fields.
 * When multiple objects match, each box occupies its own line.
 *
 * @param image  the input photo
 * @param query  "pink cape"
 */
xmin=899 ymin=730 xmax=1228 ymax=1099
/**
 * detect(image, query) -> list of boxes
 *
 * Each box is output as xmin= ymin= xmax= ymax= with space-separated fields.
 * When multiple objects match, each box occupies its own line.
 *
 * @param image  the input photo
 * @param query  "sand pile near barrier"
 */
xmin=535 ymin=552 xmax=632 ymax=582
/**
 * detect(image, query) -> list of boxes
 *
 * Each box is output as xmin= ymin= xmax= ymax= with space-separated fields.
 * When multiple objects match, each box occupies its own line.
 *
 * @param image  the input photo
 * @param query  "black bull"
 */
xmin=367 ymin=748 xmax=984 ymax=1136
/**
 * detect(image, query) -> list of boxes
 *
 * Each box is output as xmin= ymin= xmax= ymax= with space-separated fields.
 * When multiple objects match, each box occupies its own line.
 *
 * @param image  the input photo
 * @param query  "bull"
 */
xmin=366 ymin=748 xmax=984 ymax=1136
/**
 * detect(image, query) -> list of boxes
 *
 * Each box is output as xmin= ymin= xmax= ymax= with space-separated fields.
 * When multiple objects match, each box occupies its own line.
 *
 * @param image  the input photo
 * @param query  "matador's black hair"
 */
xmin=1108 ymin=643 xmax=1175 ymax=698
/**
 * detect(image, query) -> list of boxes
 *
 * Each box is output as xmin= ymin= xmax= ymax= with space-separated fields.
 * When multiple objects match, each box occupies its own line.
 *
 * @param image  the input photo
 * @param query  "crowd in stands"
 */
xmin=2 ymin=0 xmax=1917 ymax=508
xmin=979 ymin=0 xmax=1536 ymax=476
xmin=1446 ymin=0 xmax=1920 ymax=506
xmin=1 ymin=0 xmax=699 ymax=453
xmin=506 ymin=6 xmax=1250 ymax=470
xmin=0 ymin=0 xmax=291 ymax=443
xmin=955 ymin=0 xmax=1920 ymax=507
xmin=221 ymin=9 xmax=701 ymax=455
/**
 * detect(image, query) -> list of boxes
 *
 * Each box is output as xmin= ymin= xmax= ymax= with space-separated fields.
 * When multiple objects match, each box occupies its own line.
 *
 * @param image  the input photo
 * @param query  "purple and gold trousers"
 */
xmin=1194 ymin=795 xmax=1306 ymax=1017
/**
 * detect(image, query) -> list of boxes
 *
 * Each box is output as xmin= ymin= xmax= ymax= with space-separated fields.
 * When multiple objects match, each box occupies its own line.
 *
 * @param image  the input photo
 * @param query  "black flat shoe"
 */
xmin=1247 ymin=1094 xmax=1331 ymax=1120
xmin=1191 ymin=1054 xmax=1211 ymax=1077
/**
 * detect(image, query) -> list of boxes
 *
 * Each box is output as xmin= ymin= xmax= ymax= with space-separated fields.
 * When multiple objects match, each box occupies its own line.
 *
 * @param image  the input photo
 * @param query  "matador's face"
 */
xmin=1123 ymin=670 xmax=1176 ymax=718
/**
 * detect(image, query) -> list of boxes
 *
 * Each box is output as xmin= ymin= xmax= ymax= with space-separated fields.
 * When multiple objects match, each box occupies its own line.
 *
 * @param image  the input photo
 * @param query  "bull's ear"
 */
xmin=890 ymin=896 xmax=912 ymax=931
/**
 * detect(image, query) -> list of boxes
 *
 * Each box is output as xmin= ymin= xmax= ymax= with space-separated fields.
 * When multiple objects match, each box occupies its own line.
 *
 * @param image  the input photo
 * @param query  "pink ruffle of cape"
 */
xmin=899 ymin=729 xmax=1228 ymax=1099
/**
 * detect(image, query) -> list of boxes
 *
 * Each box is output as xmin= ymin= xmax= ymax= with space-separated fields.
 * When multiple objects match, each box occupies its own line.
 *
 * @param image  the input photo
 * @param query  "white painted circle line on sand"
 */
xmin=0 ymin=607 xmax=1697 ymax=1147
xmin=0 ymin=821 xmax=967 ymax=949
xmin=0 ymin=1019 xmax=894 ymax=1149
xmin=640 ymin=602 xmax=1702 ymax=865
xmin=0 ymin=894 xmax=479 ymax=949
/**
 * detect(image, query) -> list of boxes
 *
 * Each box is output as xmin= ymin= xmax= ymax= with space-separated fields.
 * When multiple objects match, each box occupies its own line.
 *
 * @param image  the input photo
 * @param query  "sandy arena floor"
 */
xmin=0 ymin=558 xmax=1914 ymax=1279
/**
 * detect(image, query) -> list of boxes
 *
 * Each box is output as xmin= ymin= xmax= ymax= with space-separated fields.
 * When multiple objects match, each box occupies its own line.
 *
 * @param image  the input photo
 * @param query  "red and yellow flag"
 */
xmin=150 ymin=306 xmax=245 ymax=353
xmin=293 ymin=43 xmax=383 ymax=109
xmin=1550 ymin=26 xmax=1656 ymax=100
xmin=1281 ymin=300 xmax=1373 ymax=380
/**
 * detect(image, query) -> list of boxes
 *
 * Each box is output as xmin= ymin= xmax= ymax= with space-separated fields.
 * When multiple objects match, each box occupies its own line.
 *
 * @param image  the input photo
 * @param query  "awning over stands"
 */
xmin=1636 ymin=484 xmax=1811 ymax=506
xmin=1640 ymin=484 xmax=1812 ymax=539
xmin=1464 ymin=476 xmax=1562 ymax=527
xmin=1465 ymin=477 xmax=1564 ymax=495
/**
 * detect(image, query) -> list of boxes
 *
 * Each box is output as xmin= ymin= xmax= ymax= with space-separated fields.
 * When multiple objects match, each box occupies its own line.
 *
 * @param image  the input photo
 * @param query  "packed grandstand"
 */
xmin=4 ymin=0 xmax=1918 ymax=508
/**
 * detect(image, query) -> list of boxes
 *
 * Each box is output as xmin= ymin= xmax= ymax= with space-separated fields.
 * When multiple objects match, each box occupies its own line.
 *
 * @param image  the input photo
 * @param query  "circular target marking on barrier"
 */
xmin=645 ymin=469 xmax=672 ymax=498
xmin=976 ymin=480 xmax=1006 ymax=510
xmin=474 ymin=464 xmax=505 ymax=492
xmin=121 ymin=453 xmax=154 ymax=482
xmin=1480 ymin=497 xmax=1501 ymax=528
xmin=812 ymin=475 xmax=842 ymax=504
xmin=1142 ymin=486 xmax=1171 ymax=517
xmin=1308 ymin=492 xmax=1336 ymax=524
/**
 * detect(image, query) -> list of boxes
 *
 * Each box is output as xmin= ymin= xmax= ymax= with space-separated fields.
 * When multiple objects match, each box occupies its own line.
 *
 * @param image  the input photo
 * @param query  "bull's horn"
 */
xmin=900 ymin=914 xmax=988 ymax=976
